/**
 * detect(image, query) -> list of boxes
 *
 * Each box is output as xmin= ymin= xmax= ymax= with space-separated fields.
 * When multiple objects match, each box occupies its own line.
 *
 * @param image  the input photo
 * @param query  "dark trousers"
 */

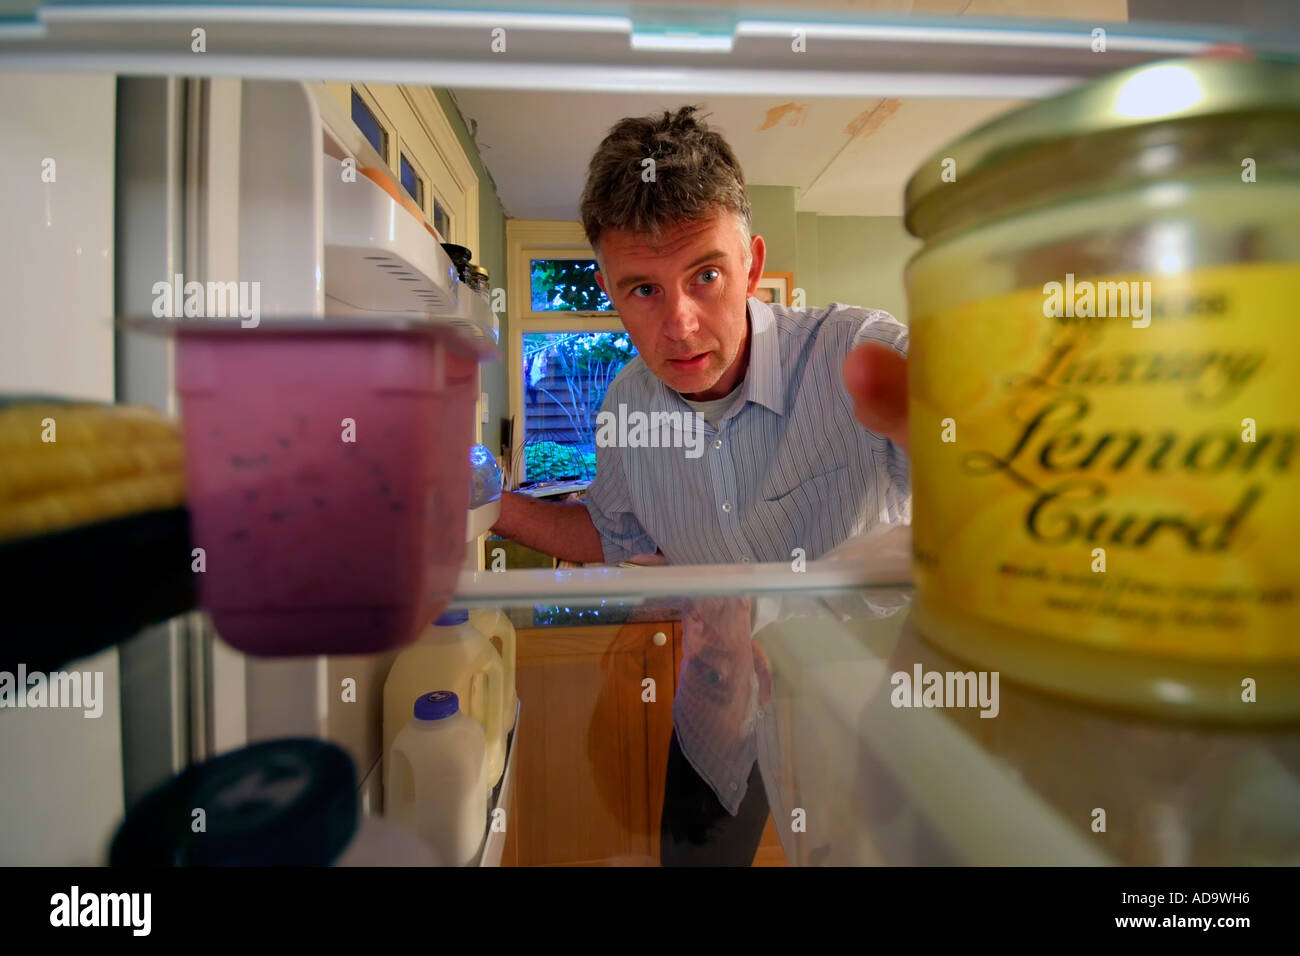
xmin=659 ymin=729 xmax=771 ymax=866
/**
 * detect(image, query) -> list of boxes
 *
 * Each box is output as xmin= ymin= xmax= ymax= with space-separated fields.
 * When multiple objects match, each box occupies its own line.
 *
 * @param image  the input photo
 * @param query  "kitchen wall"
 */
xmin=806 ymin=216 xmax=920 ymax=322
xmin=750 ymin=186 xmax=920 ymax=322
xmin=436 ymin=90 xmax=510 ymax=455
xmin=748 ymin=185 xmax=798 ymax=276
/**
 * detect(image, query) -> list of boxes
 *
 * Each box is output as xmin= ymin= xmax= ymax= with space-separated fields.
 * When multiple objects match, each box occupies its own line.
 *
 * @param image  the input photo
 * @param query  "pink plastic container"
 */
xmin=175 ymin=328 xmax=478 ymax=657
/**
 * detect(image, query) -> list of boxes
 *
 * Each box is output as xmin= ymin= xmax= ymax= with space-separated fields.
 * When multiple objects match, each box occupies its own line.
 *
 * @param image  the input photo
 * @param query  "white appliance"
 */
xmin=1 ymin=2 xmax=1295 ymax=869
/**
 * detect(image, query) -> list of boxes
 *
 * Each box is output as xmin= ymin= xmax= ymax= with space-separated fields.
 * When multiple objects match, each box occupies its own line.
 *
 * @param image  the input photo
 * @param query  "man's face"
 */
xmin=595 ymin=208 xmax=766 ymax=400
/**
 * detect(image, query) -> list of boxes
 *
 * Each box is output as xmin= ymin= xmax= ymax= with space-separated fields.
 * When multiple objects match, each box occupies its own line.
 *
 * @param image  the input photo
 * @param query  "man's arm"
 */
xmin=491 ymin=491 xmax=607 ymax=564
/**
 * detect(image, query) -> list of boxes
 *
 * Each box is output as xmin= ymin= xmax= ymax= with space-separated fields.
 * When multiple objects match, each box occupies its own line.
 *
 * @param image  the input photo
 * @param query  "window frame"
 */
xmin=349 ymin=84 xmax=396 ymax=168
xmin=429 ymin=187 xmax=454 ymax=246
xmin=397 ymin=148 xmax=425 ymax=210
xmin=507 ymin=221 xmax=628 ymax=487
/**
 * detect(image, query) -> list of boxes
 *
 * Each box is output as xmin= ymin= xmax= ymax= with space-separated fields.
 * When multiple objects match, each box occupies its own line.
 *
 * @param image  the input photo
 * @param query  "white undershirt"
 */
xmin=679 ymin=381 xmax=744 ymax=430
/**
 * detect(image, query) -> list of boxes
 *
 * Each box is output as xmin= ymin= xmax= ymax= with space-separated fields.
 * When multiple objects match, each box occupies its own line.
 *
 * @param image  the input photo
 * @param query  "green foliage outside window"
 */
xmin=530 ymin=259 xmax=612 ymax=312
xmin=524 ymin=441 xmax=597 ymax=481
xmin=523 ymin=330 xmax=636 ymax=484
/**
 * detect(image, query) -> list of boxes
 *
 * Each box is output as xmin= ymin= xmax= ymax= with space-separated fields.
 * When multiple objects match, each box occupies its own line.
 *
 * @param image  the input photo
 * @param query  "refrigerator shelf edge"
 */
xmin=451 ymin=558 xmax=913 ymax=604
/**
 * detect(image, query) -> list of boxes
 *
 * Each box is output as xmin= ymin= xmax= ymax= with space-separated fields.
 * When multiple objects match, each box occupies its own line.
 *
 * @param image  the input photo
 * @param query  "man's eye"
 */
xmin=632 ymin=284 xmax=655 ymax=298
xmin=698 ymin=268 xmax=720 ymax=284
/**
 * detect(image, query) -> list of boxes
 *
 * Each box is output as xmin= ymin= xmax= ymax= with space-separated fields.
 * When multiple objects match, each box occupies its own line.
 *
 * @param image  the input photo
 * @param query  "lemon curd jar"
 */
xmin=904 ymin=58 xmax=1300 ymax=722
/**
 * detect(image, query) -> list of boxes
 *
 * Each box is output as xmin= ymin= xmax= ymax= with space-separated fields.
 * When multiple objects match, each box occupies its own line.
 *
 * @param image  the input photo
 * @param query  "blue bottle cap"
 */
xmin=435 ymin=609 xmax=469 ymax=626
xmin=414 ymin=690 xmax=459 ymax=720
xmin=109 ymin=738 xmax=357 ymax=866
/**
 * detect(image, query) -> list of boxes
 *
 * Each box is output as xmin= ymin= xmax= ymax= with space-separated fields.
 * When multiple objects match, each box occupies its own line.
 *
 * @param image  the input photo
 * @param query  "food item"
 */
xmin=904 ymin=57 xmax=1300 ymax=721
xmin=175 ymin=327 xmax=478 ymax=657
xmin=0 ymin=398 xmax=185 ymax=541
xmin=0 ymin=397 xmax=194 ymax=672
xmin=385 ymin=690 xmax=488 ymax=867
xmin=384 ymin=610 xmax=506 ymax=791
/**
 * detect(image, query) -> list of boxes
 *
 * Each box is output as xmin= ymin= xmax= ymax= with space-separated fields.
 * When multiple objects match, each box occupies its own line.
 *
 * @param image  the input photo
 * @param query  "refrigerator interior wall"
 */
xmin=0 ymin=71 xmax=124 ymax=865
xmin=114 ymin=76 xmax=195 ymax=808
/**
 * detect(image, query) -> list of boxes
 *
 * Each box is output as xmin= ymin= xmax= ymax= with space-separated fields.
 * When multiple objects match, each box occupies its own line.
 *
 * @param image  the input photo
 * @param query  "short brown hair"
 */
xmin=579 ymin=105 xmax=752 ymax=259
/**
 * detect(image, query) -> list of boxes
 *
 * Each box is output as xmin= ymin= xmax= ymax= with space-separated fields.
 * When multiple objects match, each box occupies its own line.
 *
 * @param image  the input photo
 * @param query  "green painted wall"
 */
xmin=747 ymin=185 xmax=797 ymax=275
xmin=435 ymin=89 xmax=509 ymax=453
xmin=747 ymin=186 xmax=920 ymax=323
xmin=814 ymin=216 xmax=920 ymax=322
xmin=795 ymin=211 xmax=821 ymax=307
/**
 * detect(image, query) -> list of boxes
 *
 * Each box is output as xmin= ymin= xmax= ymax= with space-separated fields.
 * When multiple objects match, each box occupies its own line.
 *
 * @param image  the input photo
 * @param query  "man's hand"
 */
xmin=843 ymin=341 xmax=909 ymax=455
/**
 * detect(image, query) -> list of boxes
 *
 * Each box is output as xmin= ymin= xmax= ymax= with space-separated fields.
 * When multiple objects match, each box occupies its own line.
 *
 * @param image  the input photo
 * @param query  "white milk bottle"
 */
xmin=385 ymin=691 xmax=487 ymax=867
xmin=384 ymin=609 xmax=505 ymax=791
xmin=469 ymin=607 xmax=518 ymax=733
xmin=334 ymin=814 xmax=441 ymax=867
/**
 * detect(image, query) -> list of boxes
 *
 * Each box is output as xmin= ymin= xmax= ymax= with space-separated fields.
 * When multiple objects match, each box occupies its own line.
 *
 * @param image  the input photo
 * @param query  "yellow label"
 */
xmin=911 ymin=262 xmax=1299 ymax=661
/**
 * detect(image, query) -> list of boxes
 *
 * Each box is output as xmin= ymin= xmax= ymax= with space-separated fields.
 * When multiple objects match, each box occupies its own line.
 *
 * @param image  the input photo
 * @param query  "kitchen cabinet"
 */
xmin=501 ymin=622 xmax=674 ymax=865
xmin=498 ymin=612 xmax=784 ymax=866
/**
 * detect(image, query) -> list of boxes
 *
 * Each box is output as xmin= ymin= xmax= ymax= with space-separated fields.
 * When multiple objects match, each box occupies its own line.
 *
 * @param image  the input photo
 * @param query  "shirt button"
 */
xmin=740 ymin=556 xmax=751 ymax=563
xmin=711 ymin=438 xmax=722 ymax=450
xmin=730 ymin=783 xmax=738 ymax=791
xmin=721 ymin=501 xmax=733 ymax=513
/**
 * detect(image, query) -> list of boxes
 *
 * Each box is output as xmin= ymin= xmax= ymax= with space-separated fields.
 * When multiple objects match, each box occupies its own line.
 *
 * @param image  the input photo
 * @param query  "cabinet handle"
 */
xmin=652 ymin=631 xmax=667 ymax=647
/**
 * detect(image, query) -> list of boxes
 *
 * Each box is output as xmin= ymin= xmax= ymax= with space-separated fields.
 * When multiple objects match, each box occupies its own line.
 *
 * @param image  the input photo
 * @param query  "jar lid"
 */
xmin=468 ymin=264 xmax=489 ymax=280
xmin=904 ymin=56 xmax=1300 ymax=238
xmin=109 ymin=739 xmax=357 ymax=866
xmin=414 ymin=690 xmax=460 ymax=720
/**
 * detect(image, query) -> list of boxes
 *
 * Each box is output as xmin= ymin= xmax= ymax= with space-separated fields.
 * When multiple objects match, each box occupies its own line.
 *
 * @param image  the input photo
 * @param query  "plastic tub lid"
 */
xmin=414 ymin=690 xmax=459 ymax=720
xmin=109 ymin=738 xmax=357 ymax=866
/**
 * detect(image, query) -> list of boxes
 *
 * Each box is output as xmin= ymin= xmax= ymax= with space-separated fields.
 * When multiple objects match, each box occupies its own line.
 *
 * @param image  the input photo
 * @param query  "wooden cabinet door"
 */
xmin=504 ymin=622 xmax=675 ymax=866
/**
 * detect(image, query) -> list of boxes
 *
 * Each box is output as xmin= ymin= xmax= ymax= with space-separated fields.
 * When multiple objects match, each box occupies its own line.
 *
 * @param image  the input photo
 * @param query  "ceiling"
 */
xmin=446 ymin=0 xmax=1143 ymax=221
xmin=448 ymin=90 xmax=1023 ymax=220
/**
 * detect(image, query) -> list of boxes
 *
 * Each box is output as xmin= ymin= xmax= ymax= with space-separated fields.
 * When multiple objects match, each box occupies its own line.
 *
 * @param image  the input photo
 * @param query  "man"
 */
xmin=492 ymin=105 xmax=910 ymax=864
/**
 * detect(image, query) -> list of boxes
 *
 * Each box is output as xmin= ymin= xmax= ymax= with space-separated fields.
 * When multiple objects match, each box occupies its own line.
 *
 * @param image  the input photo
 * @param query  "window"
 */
xmin=521 ymin=331 xmax=636 ymax=485
xmin=350 ymin=87 xmax=389 ymax=163
xmin=399 ymin=153 xmax=424 ymax=209
xmin=530 ymin=258 xmax=613 ymax=312
xmin=432 ymin=196 xmax=451 ymax=243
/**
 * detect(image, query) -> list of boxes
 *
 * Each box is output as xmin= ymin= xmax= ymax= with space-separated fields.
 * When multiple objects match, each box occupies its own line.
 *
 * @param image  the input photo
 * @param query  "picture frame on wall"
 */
xmin=754 ymin=271 xmax=794 ymax=306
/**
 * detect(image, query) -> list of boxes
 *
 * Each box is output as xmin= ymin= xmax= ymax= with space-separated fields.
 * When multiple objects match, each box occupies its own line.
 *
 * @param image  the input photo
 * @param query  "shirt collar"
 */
xmin=738 ymin=296 xmax=786 ymax=417
xmin=650 ymin=296 xmax=786 ymax=419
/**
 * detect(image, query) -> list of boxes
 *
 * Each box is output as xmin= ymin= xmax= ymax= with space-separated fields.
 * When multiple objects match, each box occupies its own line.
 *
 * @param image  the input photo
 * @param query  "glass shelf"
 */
xmin=448 ymin=578 xmax=1300 ymax=866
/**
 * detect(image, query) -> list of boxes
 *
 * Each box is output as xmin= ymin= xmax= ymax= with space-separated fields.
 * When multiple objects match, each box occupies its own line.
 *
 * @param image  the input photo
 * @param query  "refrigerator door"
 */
xmin=0 ymin=71 xmax=124 ymax=865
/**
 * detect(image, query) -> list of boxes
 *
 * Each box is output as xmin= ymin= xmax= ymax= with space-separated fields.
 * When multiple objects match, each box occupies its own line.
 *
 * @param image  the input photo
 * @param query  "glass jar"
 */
xmin=467 ymin=264 xmax=490 ymax=295
xmin=903 ymin=57 xmax=1300 ymax=722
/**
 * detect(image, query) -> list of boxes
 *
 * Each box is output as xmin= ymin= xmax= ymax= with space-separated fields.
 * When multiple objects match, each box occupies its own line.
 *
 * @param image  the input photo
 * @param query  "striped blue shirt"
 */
xmin=584 ymin=296 xmax=911 ymax=815
xmin=586 ymin=296 xmax=910 ymax=566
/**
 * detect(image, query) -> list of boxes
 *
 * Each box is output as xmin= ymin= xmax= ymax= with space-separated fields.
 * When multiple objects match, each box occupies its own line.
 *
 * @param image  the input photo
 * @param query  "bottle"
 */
xmin=385 ymin=691 xmax=487 ymax=867
xmin=469 ymin=607 xmax=518 ymax=733
xmin=384 ymin=610 xmax=505 ymax=790
xmin=334 ymin=813 xmax=441 ymax=867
